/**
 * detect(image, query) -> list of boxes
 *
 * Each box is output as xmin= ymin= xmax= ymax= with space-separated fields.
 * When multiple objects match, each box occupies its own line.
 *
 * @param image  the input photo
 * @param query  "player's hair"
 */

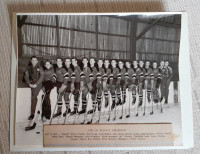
xmin=31 ymin=56 xmax=38 ymax=60
xmin=82 ymin=57 xmax=88 ymax=61
xmin=56 ymin=57 xmax=63 ymax=61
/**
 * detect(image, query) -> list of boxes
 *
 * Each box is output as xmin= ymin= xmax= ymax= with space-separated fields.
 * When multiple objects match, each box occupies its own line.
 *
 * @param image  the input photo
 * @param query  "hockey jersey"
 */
xmin=55 ymin=67 xmax=69 ymax=85
xmin=43 ymin=67 xmax=56 ymax=83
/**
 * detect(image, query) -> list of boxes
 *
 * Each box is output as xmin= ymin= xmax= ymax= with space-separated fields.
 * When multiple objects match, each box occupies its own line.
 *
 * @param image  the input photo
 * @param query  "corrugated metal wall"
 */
xmin=136 ymin=22 xmax=180 ymax=62
xmin=21 ymin=15 xmax=131 ymax=59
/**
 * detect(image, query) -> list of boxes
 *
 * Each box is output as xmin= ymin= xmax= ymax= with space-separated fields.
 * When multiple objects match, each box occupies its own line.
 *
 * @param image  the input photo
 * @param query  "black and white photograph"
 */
xmin=10 ymin=12 xmax=192 ymax=150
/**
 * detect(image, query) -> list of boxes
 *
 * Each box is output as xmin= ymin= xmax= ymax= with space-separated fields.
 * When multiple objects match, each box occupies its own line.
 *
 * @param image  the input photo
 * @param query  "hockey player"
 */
xmin=124 ymin=61 xmax=135 ymax=118
xmin=53 ymin=58 xmax=70 ymax=118
xmin=103 ymin=59 xmax=111 ymax=108
xmin=152 ymin=61 xmax=162 ymax=112
xmin=163 ymin=61 xmax=173 ymax=104
xmin=110 ymin=59 xmax=119 ymax=111
xmin=70 ymin=58 xmax=81 ymax=115
xmin=78 ymin=57 xmax=91 ymax=115
xmin=159 ymin=61 xmax=166 ymax=103
xmin=25 ymin=60 xmax=55 ymax=131
xmin=135 ymin=60 xmax=146 ymax=116
xmin=87 ymin=57 xmax=98 ymax=114
xmin=116 ymin=60 xmax=126 ymax=106
xmin=96 ymin=59 xmax=105 ymax=112
xmin=144 ymin=61 xmax=153 ymax=104
xmin=42 ymin=60 xmax=56 ymax=121
xmin=24 ymin=56 xmax=44 ymax=120
xmin=63 ymin=58 xmax=73 ymax=117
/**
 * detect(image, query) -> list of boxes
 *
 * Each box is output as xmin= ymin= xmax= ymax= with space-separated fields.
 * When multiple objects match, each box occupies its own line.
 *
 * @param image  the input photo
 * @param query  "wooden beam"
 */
xmin=130 ymin=16 xmax=137 ymax=60
xmin=95 ymin=16 xmax=99 ymax=59
xmin=24 ymin=22 xmax=130 ymax=38
xmin=141 ymin=37 xmax=180 ymax=43
xmin=136 ymin=18 xmax=161 ymax=41
xmin=55 ymin=15 xmax=60 ymax=57
xmin=18 ymin=15 xmax=28 ymax=28
xmin=136 ymin=51 xmax=179 ymax=56
xmin=137 ymin=18 xmax=181 ymax=28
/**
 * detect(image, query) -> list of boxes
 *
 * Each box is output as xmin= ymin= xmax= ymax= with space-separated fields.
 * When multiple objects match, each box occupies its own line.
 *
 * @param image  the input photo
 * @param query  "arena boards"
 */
xmin=10 ymin=12 xmax=193 ymax=151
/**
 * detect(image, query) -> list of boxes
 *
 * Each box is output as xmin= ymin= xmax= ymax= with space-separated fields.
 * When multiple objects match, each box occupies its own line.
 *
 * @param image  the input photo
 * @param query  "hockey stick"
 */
xmin=126 ymin=89 xmax=131 ymax=118
xmin=63 ymin=93 xmax=73 ymax=125
xmin=73 ymin=90 xmax=81 ymax=124
xmin=97 ymin=91 xmax=103 ymax=123
xmin=50 ymin=93 xmax=60 ymax=125
xmin=81 ymin=92 xmax=90 ymax=124
xmin=143 ymin=85 xmax=147 ymax=116
xmin=150 ymin=89 xmax=154 ymax=115
xmin=87 ymin=90 xmax=98 ymax=124
xmin=107 ymin=91 xmax=111 ymax=121
xmin=113 ymin=89 xmax=118 ymax=121
xmin=119 ymin=87 xmax=124 ymax=119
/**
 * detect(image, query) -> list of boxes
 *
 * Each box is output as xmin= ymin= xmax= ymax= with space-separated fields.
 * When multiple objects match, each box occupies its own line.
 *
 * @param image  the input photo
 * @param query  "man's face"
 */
xmin=31 ymin=58 xmax=38 ymax=67
xmin=65 ymin=59 xmax=71 ymax=67
xmin=165 ymin=61 xmax=169 ymax=67
xmin=72 ymin=59 xmax=77 ymax=66
xmin=57 ymin=59 xmax=62 ymax=67
xmin=45 ymin=62 xmax=51 ymax=69
xmin=139 ymin=61 xmax=144 ymax=67
xmin=133 ymin=61 xmax=138 ymax=67
xmin=90 ymin=58 xmax=95 ymax=66
xmin=98 ymin=60 xmax=103 ymax=68
xmin=160 ymin=61 xmax=164 ymax=67
xmin=145 ymin=61 xmax=150 ymax=67
xmin=82 ymin=58 xmax=88 ymax=66
xmin=153 ymin=62 xmax=157 ymax=69
xmin=126 ymin=62 xmax=131 ymax=68
xmin=104 ymin=60 xmax=110 ymax=68
xmin=111 ymin=60 xmax=116 ymax=67
xmin=118 ymin=61 xmax=124 ymax=69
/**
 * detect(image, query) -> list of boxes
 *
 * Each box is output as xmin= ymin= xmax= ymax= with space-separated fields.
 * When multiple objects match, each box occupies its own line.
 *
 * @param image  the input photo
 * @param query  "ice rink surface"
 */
xmin=15 ymin=82 xmax=182 ymax=147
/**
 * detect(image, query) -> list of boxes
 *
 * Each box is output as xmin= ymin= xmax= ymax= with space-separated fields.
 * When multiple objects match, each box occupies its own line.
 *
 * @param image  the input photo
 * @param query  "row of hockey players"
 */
xmin=24 ymin=56 xmax=172 ymax=131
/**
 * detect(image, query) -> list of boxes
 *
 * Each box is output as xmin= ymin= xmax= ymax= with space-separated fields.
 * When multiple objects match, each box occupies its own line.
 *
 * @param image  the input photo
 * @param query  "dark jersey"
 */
xmin=73 ymin=66 xmax=81 ymax=83
xmin=82 ymin=66 xmax=92 ymax=84
xmin=137 ymin=67 xmax=146 ymax=83
xmin=55 ymin=67 xmax=69 ymax=85
xmin=165 ymin=66 xmax=173 ymax=80
xmin=24 ymin=63 xmax=44 ymax=85
xmin=144 ymin=67 xmax=153 ymax=81
xmin=65 ymin=66 xmax=73 ymax=82
xmin=43 ymin=67 xmax=56 ymax=83
xmin=118 ymin=68 xmax=126 ymax=81
xmin=90 ymin=66 xmax=98 ymax=80
xmin=152 ymin=68 xmax=161 ymax=81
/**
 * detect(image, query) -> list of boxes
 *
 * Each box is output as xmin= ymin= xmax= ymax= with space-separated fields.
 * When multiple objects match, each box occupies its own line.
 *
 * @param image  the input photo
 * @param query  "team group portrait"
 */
xmin=15 ymin=14 xmax=182 ymax=146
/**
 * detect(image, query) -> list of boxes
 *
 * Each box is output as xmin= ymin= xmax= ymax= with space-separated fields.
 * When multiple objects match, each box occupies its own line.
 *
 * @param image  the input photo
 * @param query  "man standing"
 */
xmin=152 ymin=61 xmax=162 ymax=112
xmin=116 ymin=60 xmax=126 ymax=106
xmin=42 ymin=60 xmax=56 ymax=121
xmin=144 ymin=61 xmax=153 ymax=104
xmin=110 ymin=59 xmax=119 ymax=110
xmin=70 ymin=58 xmax=81 ymax=115
xmin=159 ymin=61 xmax=166 ymax=103
xmin=96 ymin=59 xmax=105 ymax=112
xmin=103 ymin=59 xmax=111 ymax=108
xmin=53 ymin=58 xmax=69 ymax=118
xmin=63 ymin=58 xmax=73 ymax=117
xmin=78 ymin=57 xmax=91 ymax=115
xmin=24 ymin=56 xmax=44 ymax=120
xmin=163 ymin=61 xmax=173 ymax=104
xmin=135 ymin=60 xmax=146 ymax=116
